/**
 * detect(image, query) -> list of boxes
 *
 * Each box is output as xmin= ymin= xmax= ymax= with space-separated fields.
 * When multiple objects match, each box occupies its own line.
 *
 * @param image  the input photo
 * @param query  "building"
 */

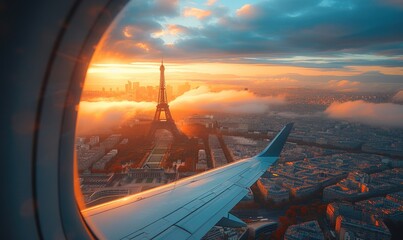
xmin=386 ymin=191 xmax=403 ymax=206
xmin=326 ymin=202 xmax=391 ymax=240
xmin=198 ymin=149 xmax=207 ymax=161
xmin=202 ymin=227 xmax=223 ymax=240
xmin=335 ymin=215 xmax=391 ymax=240
xmin=326 ymin=202 xmax=360 ymax=228
xmin=290 ymin=184 xmax=317 ymax=199
xmin=323 ymin=171 xmax=370 ymax=202
xmin=323 ymin=169 xmax=403 ymax=202
xmin=81 ymin=169 xmax=178 ymax=205
xmin=220 ymin=122 xmax=249 ymax=133
xmin=100 ymin=134 xmax=121 ymax=151
xmin=196 ymin=159 xmax=208 ymax=171
xmin=347 ymin=171 xmax=370 ymax=184
xmin=257 ymin=178 xmax=289 ymax=203
xmin=247 ymin=221 xmax=278 ymax=239
xmin=284 ymin=221 xmax=324 ymax=240
xmin=92 ymin=149 xmax=118 ymax=171
xmin=125 ymin=80 xmax=132 ymax=93
xmin=184 ymin=115 xmax=216 ymax=129
xmin=76 ymin=137 xmax=86 ymax=145
xmin=177 ymin=82 xmax=191 ymax=96
xmin=89 ymin=135 xmax=99 ymax=146
xmin=77 ymin=147 xmax=105 ymax=171
xmin=356 ymin=194 xmax=403 ymax=220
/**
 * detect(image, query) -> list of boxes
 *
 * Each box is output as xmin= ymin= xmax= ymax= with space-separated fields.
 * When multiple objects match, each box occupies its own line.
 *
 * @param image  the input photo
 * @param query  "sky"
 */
xmin=77 ymin=0 xmax=403 ymax=132
xmin=85 ymin=0 xmax=403 ymax=92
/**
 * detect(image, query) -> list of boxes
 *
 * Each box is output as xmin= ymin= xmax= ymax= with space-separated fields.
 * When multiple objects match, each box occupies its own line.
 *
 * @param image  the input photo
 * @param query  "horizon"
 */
xmin=84 ymin=0 xmax=403 ymax=93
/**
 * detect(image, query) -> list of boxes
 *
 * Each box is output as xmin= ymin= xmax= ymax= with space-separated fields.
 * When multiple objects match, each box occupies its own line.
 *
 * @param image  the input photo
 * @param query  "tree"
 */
xmin=300 ymin=206 xmax=309 ymax=216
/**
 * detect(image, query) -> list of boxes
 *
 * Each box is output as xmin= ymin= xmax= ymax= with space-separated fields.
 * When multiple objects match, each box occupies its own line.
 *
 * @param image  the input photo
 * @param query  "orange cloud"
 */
xmin=135 ymin=42 xmax=150 ymax=52
xmin=206 ymin=0 xmax=217 ymax=6
xmin=328 ymin=80 xmax=360 ymax=91
xmin=236 ymin=4 xmax=256 ymax=17
xmin=122 ymin=26 xmax=133 ymax=38
xmin=76 ymin=101 xmax=155 ymax=135
xmin=325 ymin=100 xmax=403 ymax=128
xmin=348 ymin=66 xmax=403 ymax=75
xmin=153 ymin=24 xmax=186 ymax=38
xmin=170 ymin=86 xmax=285 ymax=114
xmin=393 ymin=90 xmax=403 ymax=102
xmin=183 ymin=7 xmax=212 ymax=19
xmin=167 ymin=24 xmax=185 ymax=35
xmin=121 ymin=25 xmax=144 ymax=39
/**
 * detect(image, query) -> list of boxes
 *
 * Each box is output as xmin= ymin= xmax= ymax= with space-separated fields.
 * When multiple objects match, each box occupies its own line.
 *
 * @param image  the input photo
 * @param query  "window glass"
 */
xmin=75 ymin=1 xmax=403 ymax=239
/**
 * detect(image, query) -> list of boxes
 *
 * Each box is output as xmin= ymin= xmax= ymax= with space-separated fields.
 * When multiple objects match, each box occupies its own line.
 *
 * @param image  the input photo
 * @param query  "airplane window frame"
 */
xmin=33 ymin=0 xmax=128 ymax=239
xmin=5 ymin=0 xmax=403 ymax=239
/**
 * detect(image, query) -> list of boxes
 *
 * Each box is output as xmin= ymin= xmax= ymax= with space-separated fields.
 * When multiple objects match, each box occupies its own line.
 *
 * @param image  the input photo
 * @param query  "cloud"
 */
xmin=205 ymin=0 xmax=217 ymax=6
xmin=183 ymin=7 xmax=211 ymax=19
xmin=76 ymin=101 xmax=155 ymax=135
xmin=92 ymin=0 xmax=403 ymax=69
xmin=327 ymin=80 xmax=361 ymax=91
xmin=91 ymin=0 xmax=181 ymax=62
xmin=236 ymin=4 xmax=256 ymax=17
xmin=325 ymin=100 xmax=403 ymax=128
xmin=170 ymin=86 xmax=285 ymax=114
xmin=173 ymin=0 xmax=403 ymax=65
xmin=268 ymin=111 xmax=324 ymax=119
xmin=76 ymin=87 xmax=285 ymax=134
xmin=381 ymin=0 xmax=403 ymax=8
xmin=88 ymin=0 xmax=403 ymax=93
xmin=392 ymin=90 xmax=403 ymax=102
xmin=152 ymin=24 xmax=188 ymax=38
xmin=328 ymin=80 xmax=360 ymax=87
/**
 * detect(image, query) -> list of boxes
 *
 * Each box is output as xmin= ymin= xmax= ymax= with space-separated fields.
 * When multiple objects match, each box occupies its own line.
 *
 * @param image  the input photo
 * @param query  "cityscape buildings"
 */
xmin=76 ymin=62 xmax=403 ymax=240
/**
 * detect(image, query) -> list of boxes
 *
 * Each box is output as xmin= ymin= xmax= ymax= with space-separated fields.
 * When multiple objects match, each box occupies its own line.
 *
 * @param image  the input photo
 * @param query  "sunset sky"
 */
xmin=76 ymin=0 xmax=403 ymax=134
xmin=85 ymin=0 xmax=403 ymax=92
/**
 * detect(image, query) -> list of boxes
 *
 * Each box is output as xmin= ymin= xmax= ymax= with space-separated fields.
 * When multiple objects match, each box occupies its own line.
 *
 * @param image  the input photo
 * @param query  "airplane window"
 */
xmin=74 ymin=1 xmax=403 ymax=239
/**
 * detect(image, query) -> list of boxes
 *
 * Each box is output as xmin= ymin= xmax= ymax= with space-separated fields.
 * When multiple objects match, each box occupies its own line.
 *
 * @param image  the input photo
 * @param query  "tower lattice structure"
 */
xmin=148 ymin=60 xmax=182 ymax=139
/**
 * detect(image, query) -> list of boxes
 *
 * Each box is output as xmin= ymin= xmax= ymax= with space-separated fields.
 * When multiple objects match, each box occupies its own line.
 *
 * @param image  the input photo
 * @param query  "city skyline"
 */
xmin=77 ymin=61 xmax=403 ymax=137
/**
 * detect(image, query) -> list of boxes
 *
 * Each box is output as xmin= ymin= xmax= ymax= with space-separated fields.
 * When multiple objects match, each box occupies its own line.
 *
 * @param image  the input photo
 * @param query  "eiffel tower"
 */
xmin=148 ymin=60 xmax=183 ymax=140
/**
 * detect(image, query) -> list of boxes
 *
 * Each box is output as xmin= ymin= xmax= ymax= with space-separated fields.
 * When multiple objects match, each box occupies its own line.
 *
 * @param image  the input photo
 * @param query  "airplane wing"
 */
xmin=81 ymin=123 xmax=294 ymax=240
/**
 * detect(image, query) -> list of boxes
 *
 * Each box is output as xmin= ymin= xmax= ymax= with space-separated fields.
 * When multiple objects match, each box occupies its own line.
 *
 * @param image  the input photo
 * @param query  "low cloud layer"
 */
xmin=76 ymin=101 xmax=155 ymax=135
xmin=325 ymin=100 xmax=403 ymax=128
xmin=327 ymin=80 xmax=361 ymax=92
xmin=76 ymin=87 xmax=285 ymax=134
xmin=170 ymin=86 xmax=284 ymax=114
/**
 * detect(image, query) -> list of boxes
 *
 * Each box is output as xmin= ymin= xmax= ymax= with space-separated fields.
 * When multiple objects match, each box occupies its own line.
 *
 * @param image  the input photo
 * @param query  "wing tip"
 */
xmin=257 ymin=122 xmax=294 ymax=158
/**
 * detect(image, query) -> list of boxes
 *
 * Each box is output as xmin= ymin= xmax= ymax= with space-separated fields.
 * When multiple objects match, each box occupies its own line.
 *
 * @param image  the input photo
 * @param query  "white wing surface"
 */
xmin=82 ymin=123 xmax=294 ymax=239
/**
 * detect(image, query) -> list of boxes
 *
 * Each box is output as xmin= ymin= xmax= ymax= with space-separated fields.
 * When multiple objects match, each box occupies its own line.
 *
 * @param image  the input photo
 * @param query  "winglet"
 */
xmin=257 ymin=123 xmax=294 ymax=158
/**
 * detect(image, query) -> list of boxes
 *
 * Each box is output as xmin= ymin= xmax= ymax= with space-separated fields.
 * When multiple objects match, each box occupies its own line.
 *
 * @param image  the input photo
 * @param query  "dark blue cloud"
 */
xmin=95 ymin=0 xmax=179 ymax=59
xmin=199 ymin=1 xmax=402 ymax=53
xmin=174 ymin=0 xmax=403 ymax=61
xmin=97 ymin=0 xmax=403 ymax=69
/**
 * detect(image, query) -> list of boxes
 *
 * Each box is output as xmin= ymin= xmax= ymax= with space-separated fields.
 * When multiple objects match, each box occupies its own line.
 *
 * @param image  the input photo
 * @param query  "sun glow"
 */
xmin=84 ymin=60 xmax=387 ymax=91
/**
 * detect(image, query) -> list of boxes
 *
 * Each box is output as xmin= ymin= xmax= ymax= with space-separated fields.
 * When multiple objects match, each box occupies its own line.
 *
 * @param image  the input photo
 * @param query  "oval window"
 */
xmin=74 ymin=1 xmax=403 ymax=239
